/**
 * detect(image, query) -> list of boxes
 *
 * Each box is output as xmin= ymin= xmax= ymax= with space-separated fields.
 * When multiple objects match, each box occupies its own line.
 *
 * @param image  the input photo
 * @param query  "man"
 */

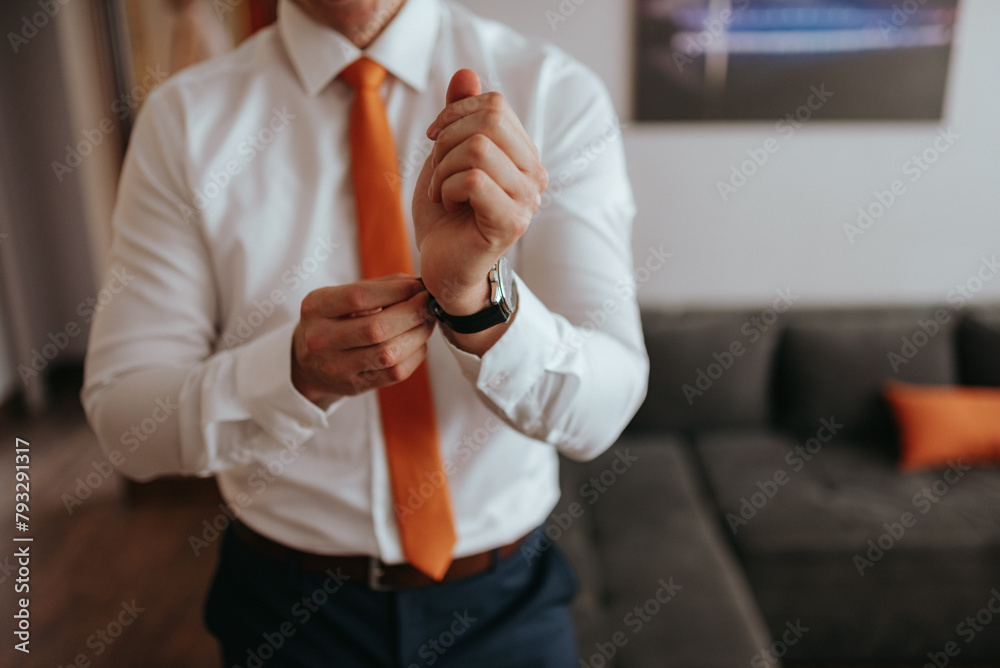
xmin=82 ymin=0 xmax=647 ymax=665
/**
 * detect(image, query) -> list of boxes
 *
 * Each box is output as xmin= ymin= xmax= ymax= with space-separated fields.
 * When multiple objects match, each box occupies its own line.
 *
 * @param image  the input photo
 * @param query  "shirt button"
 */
xmin=488 ymin=373 xmax=507 ymax=389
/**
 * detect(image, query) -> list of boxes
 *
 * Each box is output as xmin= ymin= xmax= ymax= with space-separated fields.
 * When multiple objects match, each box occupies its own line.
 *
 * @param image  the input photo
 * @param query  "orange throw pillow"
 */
xmin=884 ymin=382 xmax=1000 ymax=471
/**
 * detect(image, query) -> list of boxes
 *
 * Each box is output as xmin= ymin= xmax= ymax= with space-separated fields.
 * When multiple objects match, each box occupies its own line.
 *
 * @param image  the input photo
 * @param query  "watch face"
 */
xmin=498 ymin=256 xmax=518 ymax=313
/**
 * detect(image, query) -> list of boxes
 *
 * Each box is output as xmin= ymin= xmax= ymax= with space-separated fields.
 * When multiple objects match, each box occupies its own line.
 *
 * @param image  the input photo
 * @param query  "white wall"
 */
xmin=457 ymin=0 xmax=1000 ymax=308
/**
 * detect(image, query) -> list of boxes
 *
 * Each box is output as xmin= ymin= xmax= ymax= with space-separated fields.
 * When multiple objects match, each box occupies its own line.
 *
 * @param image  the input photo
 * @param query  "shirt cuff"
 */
xmin=234 ymin=319 xmax=342 ymax=449
xmin=446 ymin=277 xmax=562 ymax=413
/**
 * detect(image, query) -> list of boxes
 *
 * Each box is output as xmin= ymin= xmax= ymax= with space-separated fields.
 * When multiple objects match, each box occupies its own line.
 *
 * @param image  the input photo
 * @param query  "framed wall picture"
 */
xmin=635 ymin=0 xmax=960 ymax=121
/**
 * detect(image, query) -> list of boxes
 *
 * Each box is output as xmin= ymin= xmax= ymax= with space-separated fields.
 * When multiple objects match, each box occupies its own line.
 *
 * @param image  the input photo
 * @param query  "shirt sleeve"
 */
xmin=81 ymin=87 xmax=340 ymax=481
xmin=444 ymin=55 xmax=650 ymax=462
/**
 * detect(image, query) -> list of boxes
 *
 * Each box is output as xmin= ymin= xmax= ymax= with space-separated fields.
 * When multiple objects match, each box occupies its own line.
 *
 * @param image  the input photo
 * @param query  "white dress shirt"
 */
xmin=82 ymin=0 xmax=647 ymax=563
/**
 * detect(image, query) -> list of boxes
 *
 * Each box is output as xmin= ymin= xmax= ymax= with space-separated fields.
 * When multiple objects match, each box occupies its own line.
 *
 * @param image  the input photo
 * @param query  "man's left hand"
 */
xmin=412 ymin=70 xmax=548 ymax=317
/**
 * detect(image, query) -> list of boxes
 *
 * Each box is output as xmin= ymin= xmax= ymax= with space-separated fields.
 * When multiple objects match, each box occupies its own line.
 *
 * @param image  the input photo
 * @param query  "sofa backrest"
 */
xmin=629 ymin=310 xmax=781 ymax=434
xmin=771 ymin=307 xmax=958 ymax=446
xmin=629 ymin=305 xmax=1000 ymax=444
xmin=958 ymin=308 xmax=1000 ymax=387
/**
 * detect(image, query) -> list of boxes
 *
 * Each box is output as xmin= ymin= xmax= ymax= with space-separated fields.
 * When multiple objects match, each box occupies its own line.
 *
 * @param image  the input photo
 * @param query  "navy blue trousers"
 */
xmin=204 ymin=525 xmax=579 ymax=668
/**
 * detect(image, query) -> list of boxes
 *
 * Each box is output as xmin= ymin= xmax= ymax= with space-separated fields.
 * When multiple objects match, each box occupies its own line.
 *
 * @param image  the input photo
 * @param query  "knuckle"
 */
xmin=385 ymin=364 xmax=408 ymax=383
xmin=458 ymin=97 xmax=478 ymax=114
xmin=375 ymin=342 xmax=399 ymax=368
xmin=483 ymin=91 xmax=505 ymax=111
xmin=536 ymin=165 xmax=549 ymax=192
xmin=299 ymin=297 xmax=316 ymax=320
xmin=465 ymin=169 xmax=487 ymax=190
xmin=512 ymin=214 xmax=531 ymax=237
xmin=360 ymin=320 xmax=388 ymax=345
xmin=348 ymin=372 xmax=373 ymax=394
xmin=527 ymin=194 xmax=541 ymax=215
xmin=341 ymin=286 xmax=367 ymax=312
xmin=482 ymin=109 xmax=504 ymax=129
xmin=303 ymin=332 xmax=324 ymax=354
xmin=468 ymin=134 xmax=492 ymax=160
xmin=434 ymin=125 xmax=452 ymax=149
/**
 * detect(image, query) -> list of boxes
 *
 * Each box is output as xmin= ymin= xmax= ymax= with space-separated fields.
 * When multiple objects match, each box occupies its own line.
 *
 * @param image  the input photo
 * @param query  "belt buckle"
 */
xmin=367 ymin=556 xmax=394 ymax=591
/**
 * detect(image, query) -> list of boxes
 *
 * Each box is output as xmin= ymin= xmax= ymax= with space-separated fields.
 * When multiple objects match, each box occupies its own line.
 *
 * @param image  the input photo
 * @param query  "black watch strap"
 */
xmin=427 ymin=288 xmax=516 ymax=334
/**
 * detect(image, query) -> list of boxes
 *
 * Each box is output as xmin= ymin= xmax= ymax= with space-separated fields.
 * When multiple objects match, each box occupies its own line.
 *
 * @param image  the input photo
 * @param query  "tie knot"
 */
xmin=341 ymin=58 xmax=387 ymax=91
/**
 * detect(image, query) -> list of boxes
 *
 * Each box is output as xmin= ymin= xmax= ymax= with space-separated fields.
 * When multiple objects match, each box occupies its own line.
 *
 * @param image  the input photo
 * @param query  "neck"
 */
xmin=291 ymin=0 xmax=406 ymax=49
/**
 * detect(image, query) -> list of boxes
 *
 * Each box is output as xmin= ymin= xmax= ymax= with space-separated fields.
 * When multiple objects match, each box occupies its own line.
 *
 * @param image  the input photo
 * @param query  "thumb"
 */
xmin=446 ymin=68 xmax=481 ymax=105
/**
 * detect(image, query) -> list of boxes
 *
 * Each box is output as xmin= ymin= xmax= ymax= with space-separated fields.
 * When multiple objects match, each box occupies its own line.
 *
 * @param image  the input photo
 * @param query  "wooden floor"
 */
xmin=1 ymin=372 xmax=223 ymax=668
xmin=1 ymin=371 xmax=992 ymax=668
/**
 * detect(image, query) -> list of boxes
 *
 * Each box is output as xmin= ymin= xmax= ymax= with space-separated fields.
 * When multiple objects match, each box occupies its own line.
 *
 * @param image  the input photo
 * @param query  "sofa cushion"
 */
xmin=552 ymin=437 xmax=777 ymax=667
xmin=695 ymin=428 xmax=1000 ymax=661
xmin=629 ymin=311 xmax=779 ymax=434
xmin=959 ymin=311 xmax=1000 ymax=387
xmin=774 ymin=309 xmax=958 ymax=445
xmin=885 ymin=382 xmax=1000 ymax=470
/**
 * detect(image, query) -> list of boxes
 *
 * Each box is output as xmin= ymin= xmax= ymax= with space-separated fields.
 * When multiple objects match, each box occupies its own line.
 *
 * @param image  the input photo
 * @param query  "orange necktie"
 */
xmin=341 ymin=58 xmax=456 ymax=580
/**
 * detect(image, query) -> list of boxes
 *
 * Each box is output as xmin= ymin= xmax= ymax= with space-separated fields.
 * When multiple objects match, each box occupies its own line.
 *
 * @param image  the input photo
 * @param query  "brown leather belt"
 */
xmin=231 ymin=519 xmax=532 ymax=591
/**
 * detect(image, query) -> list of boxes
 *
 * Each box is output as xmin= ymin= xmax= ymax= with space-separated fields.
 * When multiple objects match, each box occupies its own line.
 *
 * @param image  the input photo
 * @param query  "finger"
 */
xmin=350 ymin=341 xmax=431 ymax=393
xmin=340 ymin=319 xmax=434 ymax=393
xmin=439 ymin=169 xmax=532 ymax=243
xmin=446 ymin=68 xmax=481 ymax=105
xmin=302 ymin=291 xmax=432 ymax=353
xmin=351 ymin=274 xmax=417 ymax=317
xmin=355 ymin=316 xmax=435 ymax=373
xmin=430 ymin=110 xmax=539 ymax=177
xmin=301 ymin=278 xmax=423 ymax=320
xmin=430 ymin=134 xmax=536 ymax=206
xmin=428 ymin=91 xmax=521 ymax=141
xmin=337 ymin=292 xmax=435 ymax=349
xmin=374 ymin=273 xmax=417 ymax=281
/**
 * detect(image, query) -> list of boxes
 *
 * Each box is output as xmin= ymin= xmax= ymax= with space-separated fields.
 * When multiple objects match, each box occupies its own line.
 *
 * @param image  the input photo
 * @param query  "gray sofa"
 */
xmin=542 ymin=306 xmax=1000 ymax=666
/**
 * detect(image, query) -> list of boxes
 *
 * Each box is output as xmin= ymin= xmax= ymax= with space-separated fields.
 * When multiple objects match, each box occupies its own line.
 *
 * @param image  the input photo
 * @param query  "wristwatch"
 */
xmin=427 ymin=257 xmax=518 ymax=334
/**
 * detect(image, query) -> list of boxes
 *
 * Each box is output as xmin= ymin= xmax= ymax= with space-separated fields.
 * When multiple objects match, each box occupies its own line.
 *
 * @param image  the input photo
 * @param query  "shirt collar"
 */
xmin=278 ymin=0 xmax=441 ymax=97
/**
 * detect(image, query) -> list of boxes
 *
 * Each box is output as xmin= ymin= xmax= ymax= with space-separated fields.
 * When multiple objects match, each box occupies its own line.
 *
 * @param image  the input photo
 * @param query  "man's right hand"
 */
xmin=291 ymin=277 xmax=437 ymax=406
